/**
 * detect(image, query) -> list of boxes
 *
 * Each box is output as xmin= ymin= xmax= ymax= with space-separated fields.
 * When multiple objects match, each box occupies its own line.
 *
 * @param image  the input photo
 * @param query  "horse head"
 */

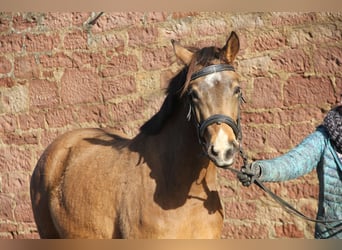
xmin=172 ymin=32 xmax=242 ymax=168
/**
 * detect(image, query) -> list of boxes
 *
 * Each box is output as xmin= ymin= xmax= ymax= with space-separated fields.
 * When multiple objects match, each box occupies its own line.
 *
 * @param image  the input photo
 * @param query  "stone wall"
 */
xmin=0 ymin=12 xmax=341 ymax=239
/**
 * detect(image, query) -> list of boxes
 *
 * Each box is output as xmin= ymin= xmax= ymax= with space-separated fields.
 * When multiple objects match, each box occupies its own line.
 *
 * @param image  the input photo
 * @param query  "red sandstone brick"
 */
xmin=285 ymin=182 xmax=318 ymax=199
xmin=161 ymin=21 xmax=192 ymax=40
xmin=14 ymin=55 xmax=40 ymax=79
xmin=0 ymin=147 xmax=31 ymax=172
xmin=0 ymin=56 xmax=12 ymax=74
xmin=0 ymin=234 xmax=15 ymax=239
xmin=218 ymin=167 xmax=237 ymax=182
xmin=265 ymin=126 xmax=292 ymax=151
xmin=253 ymin=30 xmax=286 ymax=52
xmin=336 ymin=78 xmax=342 ymax=103
xmin=218 ymin=184 xmax=238 ymax=199
xmin=192 ymin=19 xmax=227 ymax=38
xmin=63 ymin=30 xmax=88 ymax=50
xmin=102 ymin=75 xmax=136 ymax=101
xmin=128 ymin=26 xmax=159 ymax=47
xmin=0 ymin=34 xmax=24 ymax=53
xmin=71 ymin=12 xmax=90 ymax=26
xmin=171 ymin=12 xmax=200 ymax=20
xmin=313 ymin=46 xmax=342 ymax=75
xmin=2 ymin=131 xmax=39 ymax=146
xmin=39 ymin=52 xmax=73 ymax=68
xmin=60 ymin=68 xmax=101 ymax=105
xmin=42 ymin=12 xmax=89 ymax=29
xmin=271 ymin=48 xmax=310 ymax=73
xmin=145 ymin=12 xmax=169 ymax=22
xmin=24 ymin=33 xmax=59 ymax=52
xmin=101 ymin=55 xmax=138 ymax=77
xmin=222 ymin=223 xmax=269 ymax=239
xmin=242 ymin=111 xmax=278 ymax=125
xmin=0 ymin=114 xmax=18 ymax=133
xmin=236 ymin=56 xmax=272 ymax=78
xmin=316 ymin=12 xmax=342 ymax=22
xmin=284 ymin=76 xmax=335 ymax=106
xmin=111 ymin=98 xmax=145 ymax=123
xmin=0 ymin=195 xmax=15 ymax=221
xmin=13 ymin=232 xmax=39 ymax=239
xmin=18 ymin=111 xmax=46 ymax=131
xmin=91 ymin=12 xmax=144 ymax=33
xmin=2 ymin=172 xmax=30 ymax=198
xmin=12 ymin=13 xmax=39 ymax=31
xmin=72 ymin=52 xmax=106 ymax=68
xmin=224 ymin=201 xmax=257 ymax=220
xmin=42 ymin=12 xmax=73 ymax=29
xmin=0 ymin=222 xmax=18 ymax=234
xmin=29 ymin=79 xmax=59 ymax=108
xmin=276 ymin=107 xmax=324 ymax=125
xmin=73 ymin=105 xmax=110 ymax=125
xmin=0 ymin=78 xmax=15 ymax=88
xmin=0 ymin=14 xmax=11 ymax=33
xmin=40 ymin=129 xmax=66 ymax=148
xmin=274 ymin=223 xmax=304 ymax=238
xmin=45 ymin=108 xmax=75 ymax=128
xmin=96 ymin=33 xmax=125 ymax=51
xmin=243 ymin=126 xmax=267 ymax=152
xmin=270 ymin=12 xmax=317 ymax=26
xmin=299 ymin=202 xmax=317 ymax=220
xmin=230 ymin=13 xmax=264 ymax=30
xmin=14 ymin=200 xmax=34 ymax=223
xmin=250 ymin=77 xmax=283 ymax=109
xmin=232 ymin=183 xmax=266 ymax=201
xmin=142 ymin=47 xmax=172 ymax=70
xmin=286 ymin=28 xmax=313 ymax=48
xmin=42 ymin=70 xmax=54 ymax=79
xmin=13 ymin=231 xmax=40 ymax=239
xmin=289 ymin=123 xmax=316 ymax=146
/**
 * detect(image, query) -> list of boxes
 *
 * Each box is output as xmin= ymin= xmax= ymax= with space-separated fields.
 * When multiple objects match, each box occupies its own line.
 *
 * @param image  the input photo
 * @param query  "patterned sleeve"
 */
xmin=257 ymin=126 xmax=328 ymax=182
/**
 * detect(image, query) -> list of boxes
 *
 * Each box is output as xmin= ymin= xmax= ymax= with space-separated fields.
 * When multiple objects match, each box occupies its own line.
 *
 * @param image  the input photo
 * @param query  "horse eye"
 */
xmin=190 ymin=90 xmax=200 ymax=101
xmin=234 ymin=86 xmax=241 ymax=95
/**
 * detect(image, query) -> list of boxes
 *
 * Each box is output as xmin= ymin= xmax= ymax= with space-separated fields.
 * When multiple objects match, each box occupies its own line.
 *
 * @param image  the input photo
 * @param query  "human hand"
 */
xmin=237 ymin=162 xmax=261 ymax=187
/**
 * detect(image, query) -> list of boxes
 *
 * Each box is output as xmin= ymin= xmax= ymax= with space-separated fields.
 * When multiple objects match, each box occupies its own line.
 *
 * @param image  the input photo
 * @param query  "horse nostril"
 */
xmin=210 ymin=145 xmax=219 ymax=157
xmin=225 ymin=148 xmax=234 ymax=159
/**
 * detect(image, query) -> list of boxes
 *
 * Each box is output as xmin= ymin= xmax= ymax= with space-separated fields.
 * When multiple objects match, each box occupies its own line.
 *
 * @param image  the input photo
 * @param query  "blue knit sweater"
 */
xmin=255 ymin=126 xmax=342 ymax=239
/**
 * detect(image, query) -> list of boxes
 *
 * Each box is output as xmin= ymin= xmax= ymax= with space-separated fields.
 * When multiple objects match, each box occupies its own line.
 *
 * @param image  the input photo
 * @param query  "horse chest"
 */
xmin=120 ymin=191 xmax=223 ymax=238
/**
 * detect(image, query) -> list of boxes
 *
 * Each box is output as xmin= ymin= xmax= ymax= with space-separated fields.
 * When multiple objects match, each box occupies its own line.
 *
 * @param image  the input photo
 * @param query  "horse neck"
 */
xmin=150 ymin=100 xmax=217 ymax=189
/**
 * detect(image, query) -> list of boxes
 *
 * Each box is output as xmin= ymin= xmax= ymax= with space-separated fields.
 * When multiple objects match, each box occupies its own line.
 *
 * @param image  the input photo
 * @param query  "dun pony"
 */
xmin=30 ymin=31 xmax=242 ymax=238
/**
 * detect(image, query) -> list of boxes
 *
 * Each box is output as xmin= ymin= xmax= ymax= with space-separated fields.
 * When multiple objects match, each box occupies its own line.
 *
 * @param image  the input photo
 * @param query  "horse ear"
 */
xmin=171 ymin=39 xmax=193 ymax=65
xmin=222 ymin=31 xmax=240 ymax=63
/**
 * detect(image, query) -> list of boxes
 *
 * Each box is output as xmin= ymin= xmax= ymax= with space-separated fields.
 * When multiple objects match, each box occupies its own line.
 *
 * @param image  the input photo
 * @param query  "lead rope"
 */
xmin=224 ymin=146 xmax=342 ymax=226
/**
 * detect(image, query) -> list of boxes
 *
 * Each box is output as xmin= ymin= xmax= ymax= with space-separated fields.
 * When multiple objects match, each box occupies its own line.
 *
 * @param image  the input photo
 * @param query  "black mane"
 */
xmin=140 ymin=46 xmax=224 ymax=135
xmin=139 ymin=67 xmax=188 ymax=135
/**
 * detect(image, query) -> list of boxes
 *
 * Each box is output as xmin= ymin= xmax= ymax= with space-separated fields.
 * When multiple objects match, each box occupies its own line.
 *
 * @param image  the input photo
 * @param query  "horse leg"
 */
xmin=30 ymin=161 xmax=60 ymax=238
xmin=31 ymin=192 xmax=60 ymax=238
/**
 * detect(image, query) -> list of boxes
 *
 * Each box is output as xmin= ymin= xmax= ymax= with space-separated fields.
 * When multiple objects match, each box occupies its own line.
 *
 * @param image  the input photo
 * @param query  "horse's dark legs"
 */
xmin=31 ymin=192 xmax=60 ymax=238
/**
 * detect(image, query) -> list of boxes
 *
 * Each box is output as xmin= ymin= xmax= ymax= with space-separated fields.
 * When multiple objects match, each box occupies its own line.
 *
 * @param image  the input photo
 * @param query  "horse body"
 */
xmin=31 ymin=112 xmax=222 ymax=238
xmin=30 ymin=32 xmax=241 ymax=238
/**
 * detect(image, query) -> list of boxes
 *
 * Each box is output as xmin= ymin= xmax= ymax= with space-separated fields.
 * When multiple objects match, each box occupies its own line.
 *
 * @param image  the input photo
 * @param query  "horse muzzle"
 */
xmin=207 ymin=130 xmax=239 ymax=168
xmin=198 ymin=115 xmax=241 ymax=168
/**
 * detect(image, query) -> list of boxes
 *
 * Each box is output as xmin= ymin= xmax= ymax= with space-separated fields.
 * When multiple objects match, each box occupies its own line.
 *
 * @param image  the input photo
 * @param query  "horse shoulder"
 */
xmin=32 ymin=128 xmax=137 ymax=238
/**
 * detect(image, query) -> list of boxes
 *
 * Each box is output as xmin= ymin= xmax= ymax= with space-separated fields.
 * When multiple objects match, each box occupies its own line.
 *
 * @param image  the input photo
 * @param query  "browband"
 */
xmin=190 ymin=64 xmax=235 ymax=81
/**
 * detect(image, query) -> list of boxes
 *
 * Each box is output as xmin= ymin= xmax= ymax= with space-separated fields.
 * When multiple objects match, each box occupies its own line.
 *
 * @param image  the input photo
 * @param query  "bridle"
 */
xmin=187 ymin=63 xmax=342 ymax=227
xmin=187 ymin=64 xmax=244 ymax=166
